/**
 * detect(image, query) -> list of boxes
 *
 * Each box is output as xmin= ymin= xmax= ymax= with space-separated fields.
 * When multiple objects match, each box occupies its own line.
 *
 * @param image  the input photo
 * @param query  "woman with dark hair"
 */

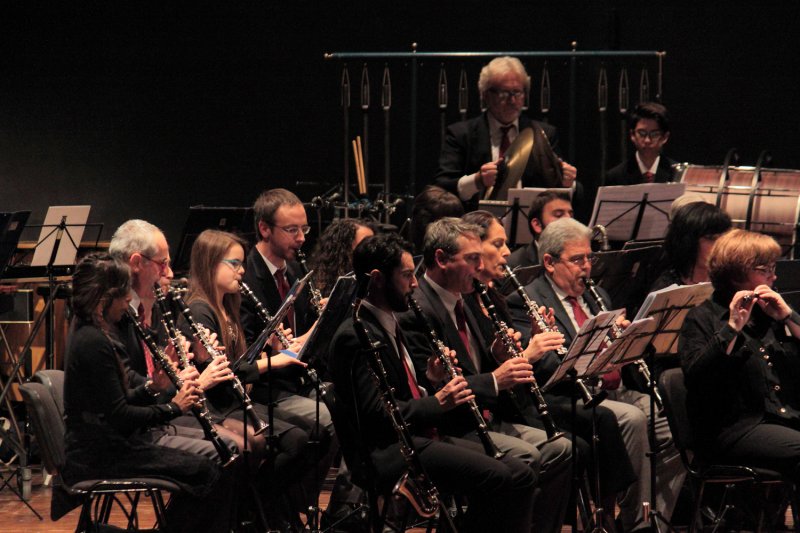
xmin=680 ymin=229 xmax=800 ymax=483
xmin=651 ymin=201 xmax=732 ymax=291
xmin=307 ymin=218 xmax=374 ymax=297
xmin=63 ymin=253 xmax=232 ymax=531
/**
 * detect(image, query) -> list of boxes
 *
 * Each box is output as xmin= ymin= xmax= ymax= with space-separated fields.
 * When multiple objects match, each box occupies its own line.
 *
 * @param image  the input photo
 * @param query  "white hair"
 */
xmin=108 ymin=219 xmax=162 ymax=261
xmin=538 ymin=218 xmax=591 ymax=259
xmin=478 ymin=56 xmax=531 ymax=95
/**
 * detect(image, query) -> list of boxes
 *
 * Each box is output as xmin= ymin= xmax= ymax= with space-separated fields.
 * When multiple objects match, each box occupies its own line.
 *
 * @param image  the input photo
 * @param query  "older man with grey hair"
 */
xmin=108 ymin=219 xmax=239 ymax=462
xmin=508 ymin=217 xmax=686 ymax=532
xmin=399 ymin=216 xmax=573 ymax=533
xmin=434 ymin=56 xmax=578 ymax=212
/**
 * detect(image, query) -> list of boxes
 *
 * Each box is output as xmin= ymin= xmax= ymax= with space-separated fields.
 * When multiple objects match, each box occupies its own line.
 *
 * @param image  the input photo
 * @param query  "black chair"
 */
xmin=19 ymin=371 xmax=181 ymax=532
xmin=658 ymin=368 xmax=798 ymax=532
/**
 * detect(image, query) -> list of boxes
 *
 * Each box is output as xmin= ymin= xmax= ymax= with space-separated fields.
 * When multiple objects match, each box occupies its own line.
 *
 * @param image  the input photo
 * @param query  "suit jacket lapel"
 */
xmin=534 ymin=275 xmax=577 ymax=345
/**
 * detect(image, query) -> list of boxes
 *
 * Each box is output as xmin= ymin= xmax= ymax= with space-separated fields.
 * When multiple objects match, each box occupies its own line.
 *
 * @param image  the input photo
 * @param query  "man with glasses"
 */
xmin=606 ymin=102 xmax=677 ymax=186
xmin=108 ymin=219 xmax=239 ymax=462
xmin=434 ymin=56 xmax=578 ymax=212
xmin=508 ymin=217 xmax=683 ymax=532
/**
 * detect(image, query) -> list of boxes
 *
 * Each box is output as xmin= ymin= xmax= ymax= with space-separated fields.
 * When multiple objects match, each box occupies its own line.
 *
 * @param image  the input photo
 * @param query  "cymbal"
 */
xmin=503 ymin=126 xmax=534 ymax=186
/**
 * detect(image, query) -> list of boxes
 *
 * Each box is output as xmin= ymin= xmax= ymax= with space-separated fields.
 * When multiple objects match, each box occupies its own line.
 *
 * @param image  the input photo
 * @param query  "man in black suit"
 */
xmin=400 ymin=217 xmax=573 ymax=533
xmin=507 ymin=218 xmax=685 ymax=532
xmin=434 ymin=56 xmax=578 ymax=211
xmin=606 ymin=102 xmax=677 ymax=186
xmin=330 ymin=233 xmax=537 ymax=532
xmin=507 ymin=190 xmax=574 ymax=270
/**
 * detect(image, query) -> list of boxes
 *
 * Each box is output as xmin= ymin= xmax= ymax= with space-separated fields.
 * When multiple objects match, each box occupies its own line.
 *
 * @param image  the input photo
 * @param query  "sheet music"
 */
xmin=589 ymin=183 xmax=685 ymax=241
xmin=586 ymin=317 xmax=656 ymax=376
xmin=31 ymin=205 xmax=91 ymax=267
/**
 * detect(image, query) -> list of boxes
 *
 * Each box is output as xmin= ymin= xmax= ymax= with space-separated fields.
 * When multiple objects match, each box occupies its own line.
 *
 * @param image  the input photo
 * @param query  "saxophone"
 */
xmin=161 ymin=286 xmax=269 ymax=435
xmin=473 ymin=279 xmax=564 ymax=442
xmin=127 ymin=308 xmax=237 ymax=466
xmin=407 ymin=294 xmax=505 ymax=459
xmin=351 ymin=291 xmax=441 ymax=520
xmin=502 ymin=265 xmax=606 ymax=409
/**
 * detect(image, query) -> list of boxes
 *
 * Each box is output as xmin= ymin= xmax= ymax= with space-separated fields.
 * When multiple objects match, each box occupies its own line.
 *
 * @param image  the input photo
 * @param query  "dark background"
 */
xmin=0 ymin=1 xmax=797 ymax=250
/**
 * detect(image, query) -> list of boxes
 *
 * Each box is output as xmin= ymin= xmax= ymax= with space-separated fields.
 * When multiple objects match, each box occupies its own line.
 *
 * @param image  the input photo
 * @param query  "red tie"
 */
xmin=455 ymin=299 xmax=479 ymax=372
xmin=275 ymin=267 xmax=295 ymax=332
xmin=137 ymin=303 xmax=156 ymax=377
xmin=395 ymin=325 xmax=420 ymax=400
xmin=499 ymin=125 xmax=513 ymax=159
xmin=643 ymin=171 xmax=655 ymax=183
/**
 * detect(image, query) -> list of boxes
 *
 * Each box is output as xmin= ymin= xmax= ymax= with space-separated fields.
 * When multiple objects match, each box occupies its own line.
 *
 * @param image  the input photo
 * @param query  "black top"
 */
xmin=64 ymin=321 xmax=179 ymax=437
xmin=605 ymin=155 xmax=677 ymax=186
xmin=679 ymin=291 xmax=800 ymax=454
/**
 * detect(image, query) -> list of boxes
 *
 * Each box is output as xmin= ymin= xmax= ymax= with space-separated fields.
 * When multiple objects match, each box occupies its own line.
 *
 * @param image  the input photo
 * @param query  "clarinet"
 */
xmin=583 ymin=278 xmax=664 ymax=412
xmin=127 ymin=309 xmax=237 ymax=466
xmin=237 ymin=281 xmax=324 ymax=391
xmin=406 ymin=295 xmax=505 ymax=459
xmin=352 ymin=294 xmax=441 ymax=520
xmin=503 ymin=265 xmax=606 ymax=409
xmin=473 ymin=279 xmax=564 ymax=442
xmin=165 ymin=287 xmax=270 ymax=436
xmin=296 ymin=250 xmax=324 ymax=316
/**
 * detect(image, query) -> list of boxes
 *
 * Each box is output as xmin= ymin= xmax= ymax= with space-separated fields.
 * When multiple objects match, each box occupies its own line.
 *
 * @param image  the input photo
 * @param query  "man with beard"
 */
xmin=507 ymin=190 xmax=574 ymax=270
xmin=329 ymin=233 xmax=537 ymax=532
xmin=399 ymin=217 xmax=573 ymax=533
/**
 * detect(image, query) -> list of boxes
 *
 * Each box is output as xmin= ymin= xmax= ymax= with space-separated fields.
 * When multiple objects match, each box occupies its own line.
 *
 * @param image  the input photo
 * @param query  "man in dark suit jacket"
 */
xmin=507 ymin=190 xmax=574 ymax=271
xmin=606 ymin=102 xmax=677 ymax=186
xmin=330 ymin=233 xmax=537 ymax=532
xmin=399 ymin=217 xmax=572 ymax=533
xmin=434 ymin=56 xmax=578 ymax=212
xmin=507 ymin=217 xmax=685 ymax=532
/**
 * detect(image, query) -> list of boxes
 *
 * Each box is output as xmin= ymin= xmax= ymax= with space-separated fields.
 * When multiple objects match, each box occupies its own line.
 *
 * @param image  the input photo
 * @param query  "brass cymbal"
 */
xmin=504 ymin=126 xmax=534 ymax=186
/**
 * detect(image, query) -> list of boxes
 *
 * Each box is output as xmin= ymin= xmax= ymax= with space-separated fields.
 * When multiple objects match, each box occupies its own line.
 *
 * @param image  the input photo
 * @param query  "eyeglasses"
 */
xmin=752 ymin=264 xmax=777 ymax=276
xmin=488 ymin=88 xmax=525 ymax=102
xmin=555 ymin=253 xmax=598 ymax=267
xmin=633 ymin=129 xmax=664 ymax=141
xmin=269 ymin=224 xmax=311 ymax=237
xmin=221 ymin=258 xmax=244 ymax=271
xmin=141 ymin=254 xmax=171 ymax=272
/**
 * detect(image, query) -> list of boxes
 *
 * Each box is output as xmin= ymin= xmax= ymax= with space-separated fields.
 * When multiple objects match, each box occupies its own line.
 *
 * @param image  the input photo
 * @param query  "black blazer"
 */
xmin=330 ymin=304 xmax=447 ymax=451
xmin=605 ymin=155 xmax=677 ymax=186
xmin=507 ymin=241 xmax=539 ymax=271
xmin=434 ymin=113 xmax=560 ymax=211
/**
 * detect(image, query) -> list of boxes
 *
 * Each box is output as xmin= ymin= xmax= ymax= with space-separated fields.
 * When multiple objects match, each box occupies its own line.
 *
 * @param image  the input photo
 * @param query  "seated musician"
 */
xmin=680 ymin=229 xmax=800 ymax=482
xmin=507 ymin=190 xmax=574 ymax=270
xmin=409 ymin=185 xmax=464 ymax=253
xmin=330 ymin=233 xmax=537 ymax=532
xmin=108 ymin=219 xmax=240 ymax=462
xmin=434 ymin=56 xmax=577 ymax=212
xmin=399 ymin=216 xmax=572 ymax=533
xmin=606 ymin=102 xmax=677 ymax=186
xmin=306 ymin=217 xmax=375 ymax=299
xmin=507 ymin=218 xmax=684 ymax=532
xmin=183 ymin=228 xmax=315 ymax=527
xmin=62 ymin=253 xmax=233 ymax=532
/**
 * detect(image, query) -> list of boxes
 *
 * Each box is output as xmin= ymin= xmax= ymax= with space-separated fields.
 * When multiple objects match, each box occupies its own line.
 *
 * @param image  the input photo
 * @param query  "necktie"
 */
xmin=137 ymin=303 xmax=156 ymax=377
xmin=566 ymin=296 xmax=589 ymax=328
xmin=395 ymin=325 xmax=421 ymax=400
xmin=499 ymin=125 xmax=513 ymax=159
xmin=643 ymin=171 xmax=655 ymax=183
xmin=275 ymin=267 xmax=295 ymax=332
xmin=455 ymin=299 xmax=479 ymax=372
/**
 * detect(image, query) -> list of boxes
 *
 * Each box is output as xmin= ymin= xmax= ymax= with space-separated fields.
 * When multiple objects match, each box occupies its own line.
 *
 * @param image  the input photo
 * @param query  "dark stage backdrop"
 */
xmin=0 ymin=2 xmax=797 ymax=250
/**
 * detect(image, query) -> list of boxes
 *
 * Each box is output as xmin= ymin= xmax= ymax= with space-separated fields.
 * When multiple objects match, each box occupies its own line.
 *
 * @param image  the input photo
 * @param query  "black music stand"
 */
xmin=544 ymin=309 xmax=623 ymax=533
xmin=296 ymin=275 xmax=362 ymax=532
xmin=630 ymin=283 xmax=714 ymax=533
xmin=497 ymin=265 xmax=542 ymax=298
xmin=776 ymin=260 xmax=800 ymax=311
xmin=591 ymin=246 xmax=664 ymax=317
xmin=172 ymin=206 xmax=255 ymax=275
xmin=589 ymin=183 xmax=685 ymax=244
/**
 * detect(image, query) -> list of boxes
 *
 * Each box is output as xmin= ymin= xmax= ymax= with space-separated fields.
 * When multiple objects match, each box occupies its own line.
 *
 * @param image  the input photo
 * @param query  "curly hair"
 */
xmin=307 ymin=218 xmax=375 ymax=297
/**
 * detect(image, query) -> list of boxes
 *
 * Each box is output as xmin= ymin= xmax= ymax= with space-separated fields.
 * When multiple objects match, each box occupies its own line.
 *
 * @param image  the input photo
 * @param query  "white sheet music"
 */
xmin=31 ymin=205 xmax=91 ymax=267
xmin=589 ymin=183 xmax=685 ymax=241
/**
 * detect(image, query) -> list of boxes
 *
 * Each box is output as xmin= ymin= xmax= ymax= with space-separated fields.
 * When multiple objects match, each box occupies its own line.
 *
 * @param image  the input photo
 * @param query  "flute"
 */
xmin=407 ymin=295 xmax=505 ymax=459
xmin=473 ymin=279 xmax=564 ymax=442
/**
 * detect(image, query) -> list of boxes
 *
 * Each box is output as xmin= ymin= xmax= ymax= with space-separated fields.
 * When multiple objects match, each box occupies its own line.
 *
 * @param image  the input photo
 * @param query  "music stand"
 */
xmin=591 ymin=246 xmax=664 ymax=316
xmin=172 ymin=206 xmax=255 ymax=275
xmin=630 ymin=283 xmax=714 ymax=532
xmin=589 ymin=183 xmax=685 ymax=243
xmin=776 ymin=260 xmax=800 ymax=311
xmin=497 ymin=265 xmax=542 ymax=297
